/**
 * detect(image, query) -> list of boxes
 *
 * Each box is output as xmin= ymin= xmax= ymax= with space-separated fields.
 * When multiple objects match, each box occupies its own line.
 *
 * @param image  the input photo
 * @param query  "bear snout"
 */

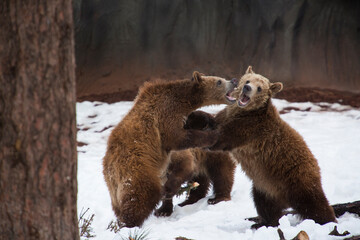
xmin=243 ymin=84 xmax=251 ymax=93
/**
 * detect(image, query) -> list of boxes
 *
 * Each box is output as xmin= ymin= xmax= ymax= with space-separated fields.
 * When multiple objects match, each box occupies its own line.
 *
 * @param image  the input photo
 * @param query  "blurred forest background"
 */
xmin=73 ymin=0 xmax=360 ymax=105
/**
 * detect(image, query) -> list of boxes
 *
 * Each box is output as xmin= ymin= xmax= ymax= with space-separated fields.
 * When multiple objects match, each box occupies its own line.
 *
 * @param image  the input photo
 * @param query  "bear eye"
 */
xmin=246 ymin=80 xmax=250 ymax=84
xmin=217 ymin=80 xmax=222 ymax=86
xmin=257 ymin=86 xmax=262 ymax=92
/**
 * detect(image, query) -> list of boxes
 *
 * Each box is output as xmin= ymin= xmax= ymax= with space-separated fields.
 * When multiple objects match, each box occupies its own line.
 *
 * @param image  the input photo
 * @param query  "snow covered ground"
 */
xmin=77 ymin=99 xmax=360 ymax=240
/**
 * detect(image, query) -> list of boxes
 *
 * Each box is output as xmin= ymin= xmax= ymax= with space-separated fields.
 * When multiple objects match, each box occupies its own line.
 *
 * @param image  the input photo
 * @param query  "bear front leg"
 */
xmin=209 ymin=121 xmax=255 ymax=151
xmin=174 ymin=129 xmax=219 ymax=150
xmin=206 ymin=152 xmax=235 ymax=204
xmin=207 ymin=127 xmax=238 ymax=151
xmin=115 ymin=171 xmax=163 ymax=227
xmin=184 ymin=110 xmax=216 ymax=130
xmin=209 ymin=139 xmax=231 ymax=151
xmin=178 ymin=174 xmax=210 ymax=207
xmin=251 ymin=185 xmax=285 ymax=229
xmin=155 ymin=151 xmax=194 ymax=217
xmin=155 ymin=198 xmax=174 ymax=217
xmin=209 ymin=132 xmax=240 ymax=151
xmin=155 ymin=174 xmax=192 ymax=217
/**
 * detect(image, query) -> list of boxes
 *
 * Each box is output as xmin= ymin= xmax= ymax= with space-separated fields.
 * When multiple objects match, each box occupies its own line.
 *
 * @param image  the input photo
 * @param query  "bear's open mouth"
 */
xmin=237 ymin=93 xmax=250 ymax=107
xmin=225 ymin=90 xmax=236 ymax=103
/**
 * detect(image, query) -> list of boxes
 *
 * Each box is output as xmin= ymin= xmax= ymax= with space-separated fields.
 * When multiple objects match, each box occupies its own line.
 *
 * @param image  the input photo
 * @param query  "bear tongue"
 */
xmin=226 ymin=93 xmax=236 ymax=101
xmin=241 ymin=94 xmax=250 ymax=103
xmin=238 ymin=94 xmax=250 ymax=106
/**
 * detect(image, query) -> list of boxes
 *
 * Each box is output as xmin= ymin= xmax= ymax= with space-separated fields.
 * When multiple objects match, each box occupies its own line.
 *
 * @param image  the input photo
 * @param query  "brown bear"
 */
xmin=154 ymin=111 xmax=236 ymax=217
xmin=206 ymin=66 xmax=336 ymax=228
xmin=102 ymin=72 xmax=238 ymax=227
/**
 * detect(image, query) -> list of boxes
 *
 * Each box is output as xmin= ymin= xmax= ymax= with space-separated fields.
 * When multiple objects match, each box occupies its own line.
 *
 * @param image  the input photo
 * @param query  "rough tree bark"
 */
xmin=0 ymin=1 xmax=79 ymax=240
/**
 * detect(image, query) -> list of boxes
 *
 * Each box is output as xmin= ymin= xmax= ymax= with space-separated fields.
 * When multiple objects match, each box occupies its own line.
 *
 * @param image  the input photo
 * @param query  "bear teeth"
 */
xmin=226 ymin=91 xmax=236 ymax=103
xmin=242 ymin=95 xmax=250 ymax=102
xmin=238 ymin=94 xmax=250 ymax=107
xmin=226 ymin=95 xmax=236 ymax=101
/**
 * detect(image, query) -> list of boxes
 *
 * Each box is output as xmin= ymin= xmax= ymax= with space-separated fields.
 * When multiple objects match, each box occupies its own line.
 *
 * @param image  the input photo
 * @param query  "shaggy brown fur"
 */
xmin=209 ymin=66 xmax=336 ymax=228
xmin=155 ymin=111 xmax=236 ymax=217
xmin=103 ymin=72 xmax=237 ymax=227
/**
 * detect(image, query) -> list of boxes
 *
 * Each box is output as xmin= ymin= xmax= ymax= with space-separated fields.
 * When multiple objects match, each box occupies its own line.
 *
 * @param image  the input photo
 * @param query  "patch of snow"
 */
xmin=77 ymin=100 xmax=360 ymax=240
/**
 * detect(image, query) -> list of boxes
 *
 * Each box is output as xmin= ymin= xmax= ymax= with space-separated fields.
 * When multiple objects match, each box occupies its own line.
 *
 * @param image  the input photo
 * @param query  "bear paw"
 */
xmin=207 ymin=196 xmax=231 ymax=205
xmin=184 ymin=111 xmax=216 ymax=130
xmin=154 ymin=205 xmax=173 ymax=217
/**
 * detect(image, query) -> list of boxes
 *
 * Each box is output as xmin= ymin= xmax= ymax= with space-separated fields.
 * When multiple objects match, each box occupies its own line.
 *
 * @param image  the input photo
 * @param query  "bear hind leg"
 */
xmin=178 ymin=174 xmax=210 ymax=207
xmin=289 ymin=187 xmax=336 ymax=225
xmin=251 ymin=185 xmax=285 ymax=229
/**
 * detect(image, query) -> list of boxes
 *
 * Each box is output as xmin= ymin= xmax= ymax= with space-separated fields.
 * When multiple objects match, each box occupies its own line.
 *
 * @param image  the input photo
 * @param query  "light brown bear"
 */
xmin=208 ymin=66 xmax=336 ymax=228
xmin=155 ymin=111 xmax=236 ymax=217
xmin=103 ymin=72 xmax=237 ymax=227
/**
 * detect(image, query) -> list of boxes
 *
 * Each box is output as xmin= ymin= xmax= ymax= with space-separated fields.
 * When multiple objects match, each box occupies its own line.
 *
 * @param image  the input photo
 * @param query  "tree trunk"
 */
xmin=0 ymin=1 xmax=78 ymax=239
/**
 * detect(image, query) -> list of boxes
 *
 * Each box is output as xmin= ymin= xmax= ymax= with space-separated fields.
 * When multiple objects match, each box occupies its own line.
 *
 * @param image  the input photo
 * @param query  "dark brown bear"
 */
xmin=103 ymin=72 xmax=237 ymax=227
xmin=209 ymin=66 xmax=336 ymax=228
xmin=154 ymin=111 xmax=236 ymax=217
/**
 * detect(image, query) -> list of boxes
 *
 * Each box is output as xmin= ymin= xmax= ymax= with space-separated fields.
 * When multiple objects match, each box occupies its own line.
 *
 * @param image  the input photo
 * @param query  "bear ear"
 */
xmin=192 ymin=71 xmax=204 ymax=83
xmin=245 ymin=66 xmax=254 ymax=74
xmin=270 ymin=82 xmax=283 ymax=96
